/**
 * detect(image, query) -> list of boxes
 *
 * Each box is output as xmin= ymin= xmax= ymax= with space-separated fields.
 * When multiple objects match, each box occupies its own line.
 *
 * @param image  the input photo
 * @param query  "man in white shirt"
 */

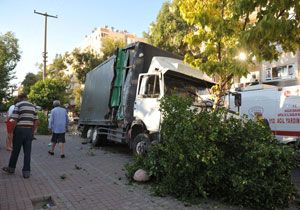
xmin=48 ymin=100 xmax=69 ymax=158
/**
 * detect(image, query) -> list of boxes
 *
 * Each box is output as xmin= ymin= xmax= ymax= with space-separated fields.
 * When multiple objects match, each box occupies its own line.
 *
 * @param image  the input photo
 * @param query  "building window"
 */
xmin=264 ymin=64 xmax=295 ymax=81
xmin=101 ymin=33 xmax=107 ymax=37
xmin=272 ymin=66 xmax=287 ymax=79
xmin=288 ymin=65 xmax=294 ymax=75
xmin=265 ymin=68 xmax=272 ymax=80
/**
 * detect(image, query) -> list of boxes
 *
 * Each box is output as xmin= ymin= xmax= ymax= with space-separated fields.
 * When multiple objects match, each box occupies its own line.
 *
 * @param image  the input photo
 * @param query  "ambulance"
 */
xmin=228 ymin=84 xmax=300 ymax=144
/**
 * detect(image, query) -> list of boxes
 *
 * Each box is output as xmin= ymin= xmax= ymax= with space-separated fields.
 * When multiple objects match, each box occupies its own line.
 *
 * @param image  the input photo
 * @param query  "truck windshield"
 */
xmin=164 ymin=75 xmax=210 ymax=102
xmin=138 ymin=75 xmax=160 ymax=98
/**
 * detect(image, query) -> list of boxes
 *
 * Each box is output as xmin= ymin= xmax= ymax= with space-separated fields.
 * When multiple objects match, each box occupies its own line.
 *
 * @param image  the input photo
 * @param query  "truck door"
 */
xmin=134 ymin=73 xmax=162 ymax=132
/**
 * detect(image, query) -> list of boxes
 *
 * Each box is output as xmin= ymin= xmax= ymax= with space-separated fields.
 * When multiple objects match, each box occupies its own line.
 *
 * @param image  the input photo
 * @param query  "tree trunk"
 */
xmin=212 ymin=74 xmax=234 ymax=111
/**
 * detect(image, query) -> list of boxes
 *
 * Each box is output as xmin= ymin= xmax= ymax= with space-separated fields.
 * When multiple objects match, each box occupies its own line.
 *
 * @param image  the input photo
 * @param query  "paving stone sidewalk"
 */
xmin=0 ymin=121 xmax=235 ymax=210
xmin=0 ymin=120 xmax=299 ymax=210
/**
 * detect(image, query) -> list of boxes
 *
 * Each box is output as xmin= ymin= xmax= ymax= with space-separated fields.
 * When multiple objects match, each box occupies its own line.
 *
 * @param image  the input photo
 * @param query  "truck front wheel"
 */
xmin=132 ymin=134 xmax=150 ymax=155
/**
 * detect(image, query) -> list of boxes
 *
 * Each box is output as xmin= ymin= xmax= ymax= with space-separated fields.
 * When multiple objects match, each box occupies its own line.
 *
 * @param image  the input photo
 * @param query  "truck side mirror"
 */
xmin=234 ymin=93 xmax=242 ymax=107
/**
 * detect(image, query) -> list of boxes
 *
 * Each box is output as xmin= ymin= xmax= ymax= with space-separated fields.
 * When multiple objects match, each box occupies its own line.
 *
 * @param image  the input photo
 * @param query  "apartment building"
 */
xmin=80 ymin=26 xmax=145 ymax=55
xmin=238 ymin=51 xmax=300 ymax=87
xmin=261 ymin=51 xmax=300 ymax=86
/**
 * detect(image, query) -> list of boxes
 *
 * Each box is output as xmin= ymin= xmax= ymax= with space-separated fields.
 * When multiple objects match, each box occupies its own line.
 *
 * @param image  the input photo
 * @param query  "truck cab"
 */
xmin=131 ymin=57 xmax=214 ymax=154
xmin=79 ymin=43 xmax=214 ymax=154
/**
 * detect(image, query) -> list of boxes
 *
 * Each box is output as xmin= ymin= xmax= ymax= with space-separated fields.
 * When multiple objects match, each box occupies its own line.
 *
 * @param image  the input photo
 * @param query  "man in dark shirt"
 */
xmin=2 ymin=93 xmax=38 ymax=178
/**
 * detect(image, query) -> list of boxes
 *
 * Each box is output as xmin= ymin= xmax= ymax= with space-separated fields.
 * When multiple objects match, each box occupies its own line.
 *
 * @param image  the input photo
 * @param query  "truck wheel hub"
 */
xmin=136 ymin=141 xmax=146 ymax=155
xmin=92 ymin=130 xmax=98 ymax=142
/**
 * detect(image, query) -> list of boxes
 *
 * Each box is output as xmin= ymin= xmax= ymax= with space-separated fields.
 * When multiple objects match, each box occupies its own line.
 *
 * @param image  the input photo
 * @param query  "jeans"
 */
xmin=8 ymin=127 xmax=33 ymax=172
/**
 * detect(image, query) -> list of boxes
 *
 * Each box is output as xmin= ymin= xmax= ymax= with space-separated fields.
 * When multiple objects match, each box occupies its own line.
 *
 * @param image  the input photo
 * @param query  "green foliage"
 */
xmin=125 ymin=155 xmax=145 ymax=181
xmin=178 ymin=0 xmax=300 ymax=108
xmin=101 ymin=36 xmax=125 ymax=61
xmin=37 ymin=111 xmax=50 ymax=135
xmin=127 ymin=96 xmax=297 ymax=210
xmin=145 ymin=0 xmax=189 ymax=56
xmin=0 ymin=32 xmax=20 ymax=102
xmin=0 ymin=97 xmax=14 ymax=111
xmin=72 ymin=86 xmax=82 ymax=111
xmin=65 ymin=48 xmax=102 ymax=83
xmin=235 ymin=0 xmax=300 ymax=62
xmin=179 ymin=0 xmax=249 ymax=108
xmin=21 ymin=73 xmax=40 ymax=95
xmin=47 ymin=54 xmax=67 ymax=79
xmin=29 ymin=78 xmax=69 ymax=110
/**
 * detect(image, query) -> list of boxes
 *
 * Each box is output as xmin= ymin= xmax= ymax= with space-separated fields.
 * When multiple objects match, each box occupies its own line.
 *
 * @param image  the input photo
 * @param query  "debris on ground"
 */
xmin=74 ymin=164 xmax=82 ymax=170
xmin=60 ymin=174 xmax=67 ymax=180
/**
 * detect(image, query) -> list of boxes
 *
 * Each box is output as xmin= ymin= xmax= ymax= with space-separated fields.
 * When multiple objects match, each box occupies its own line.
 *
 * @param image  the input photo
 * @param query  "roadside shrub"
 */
xmin=126 ymin=96 xmax=296 ymax=210
xmin=37 ymin=111 xmax=50 ymax=135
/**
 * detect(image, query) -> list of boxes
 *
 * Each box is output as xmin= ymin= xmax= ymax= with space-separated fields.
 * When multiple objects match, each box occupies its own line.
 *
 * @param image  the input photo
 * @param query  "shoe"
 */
xmin=61 ymin=154 xmax=65 ymax=158
xmin=22 ymin=171 xmax=30 ymax=179
xmin=32 ymin=137 xmax=37 ymax=140
xmin=2 ymin=167 xmax=15 ymax=174
xmin=48 ymin=151 xmax=54 ymax=155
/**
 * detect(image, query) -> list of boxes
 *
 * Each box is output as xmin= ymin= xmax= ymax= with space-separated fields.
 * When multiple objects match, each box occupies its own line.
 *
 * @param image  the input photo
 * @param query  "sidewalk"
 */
xmin=0 ymin=121 xmax=235 ymax=210
xmin=0 ymin=120 xmax=299 ymax=210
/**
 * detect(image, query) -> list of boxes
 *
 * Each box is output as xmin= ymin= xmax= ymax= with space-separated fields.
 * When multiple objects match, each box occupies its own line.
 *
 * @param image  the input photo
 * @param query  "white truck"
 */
xmin=228 ymin=84 xmax=300 ymax=144
xmin=79 ymin=42 xmax=214 ymax=154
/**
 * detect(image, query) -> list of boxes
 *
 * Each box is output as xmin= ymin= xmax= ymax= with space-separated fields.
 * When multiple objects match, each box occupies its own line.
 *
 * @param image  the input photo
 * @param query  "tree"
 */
xmin=237 ymin=0 xmax=300 ymax=61
xmin=21 ymin=73 xmax=40 ymax=95
xmin=47 ymin=54 xmax=67 ymax=79
xmin=72 ymin=85 xmax=82 ymax=111
xmin=179 ymin=0 xmax=300 ymax=108
xmin=29 ymin=78 xmax=69 ymax=110
xmin=0 ymin=32 xmax=20 ymax=102
xmin=145 ymin=0 xmax=189 ymax=56
xmin=35 ymin=54 xmax=68 ymax=80
xmin=101 ymin=36 xmax=125 ymax=60
xmin=65 ymin=48 xmax=102 ymax=83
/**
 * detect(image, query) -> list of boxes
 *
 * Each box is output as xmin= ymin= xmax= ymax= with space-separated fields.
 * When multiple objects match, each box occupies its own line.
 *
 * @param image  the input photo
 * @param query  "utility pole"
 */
xmin=34 ymin=10 xmax=58 ymax=80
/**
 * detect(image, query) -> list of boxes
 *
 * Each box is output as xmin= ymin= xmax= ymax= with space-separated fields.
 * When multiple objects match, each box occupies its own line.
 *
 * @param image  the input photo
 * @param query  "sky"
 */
xmin=0 ymin=0 xmax=166 ymax=85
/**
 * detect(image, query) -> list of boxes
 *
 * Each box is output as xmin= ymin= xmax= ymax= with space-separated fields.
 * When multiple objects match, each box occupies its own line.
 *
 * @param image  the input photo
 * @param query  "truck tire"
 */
xmin=132 ymin=133 xmax=150 ymax=155
xmin=91 ymin=129 xmax=107 ymax=147
xmin=87 ymin=127 xmax=94 ymax=142
xmin=80 ymin=126 xmax=89 ymax=138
